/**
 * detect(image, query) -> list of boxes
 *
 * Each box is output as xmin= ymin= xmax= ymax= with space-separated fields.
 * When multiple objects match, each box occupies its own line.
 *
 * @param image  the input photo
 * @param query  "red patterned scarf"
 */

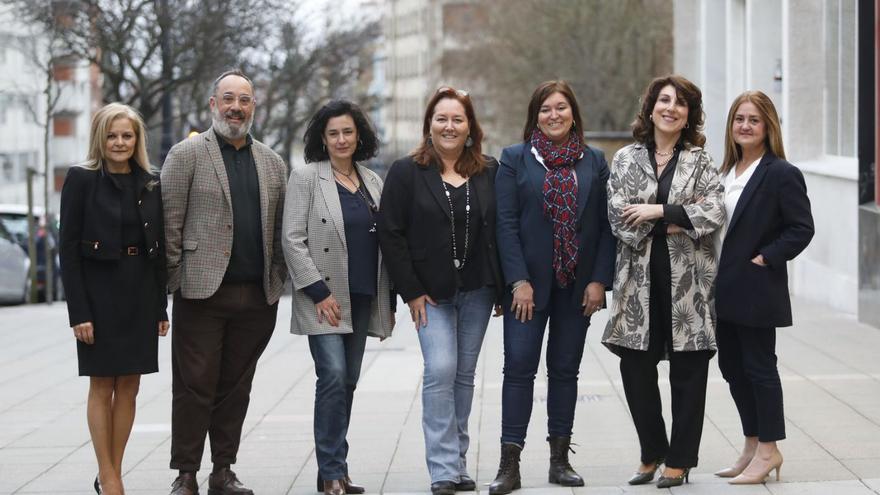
xmin=530 ymin=128 xmax=584 ymax=287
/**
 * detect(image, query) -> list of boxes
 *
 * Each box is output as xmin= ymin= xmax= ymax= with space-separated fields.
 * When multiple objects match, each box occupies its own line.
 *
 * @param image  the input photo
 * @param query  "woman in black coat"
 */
xmin=713 ymin=91 xmax=814 ymax=485
xmin=60 ymin=103 xmax=168 ymax=495
xmin=378 ymin=87 xmax=503 ymax=495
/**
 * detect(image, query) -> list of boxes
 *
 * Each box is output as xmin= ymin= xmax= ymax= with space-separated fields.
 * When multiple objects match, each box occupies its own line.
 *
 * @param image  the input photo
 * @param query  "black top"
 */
xmin=648 ymin=147 xmax=693 ymax=236
xmin=378 ymin=155 xmax=505 ymax=303
xmin=116 ymin=173 xmax=146 ymax=249
xmin=215 ymin=129 xmax=264 ymax=283
xmin=444 ymin=180 xmax=492 ymax=291
xmin=646 ymin=148 xmax=694 ymax=355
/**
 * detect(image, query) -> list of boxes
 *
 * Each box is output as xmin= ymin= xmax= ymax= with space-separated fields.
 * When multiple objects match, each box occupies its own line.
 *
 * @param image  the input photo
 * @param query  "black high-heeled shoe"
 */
xmin=93 ymin=476 xmax=102 ymax=494
xmin=656 ymin=467 xmax=690 ymax=488
xmin=627 ymin=458 xmax=664 ymax=485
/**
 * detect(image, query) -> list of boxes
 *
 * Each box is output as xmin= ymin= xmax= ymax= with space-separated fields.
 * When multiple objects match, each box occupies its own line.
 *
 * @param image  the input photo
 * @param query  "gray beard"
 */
xmin=211 ymin=109 xmax=253 ymax=141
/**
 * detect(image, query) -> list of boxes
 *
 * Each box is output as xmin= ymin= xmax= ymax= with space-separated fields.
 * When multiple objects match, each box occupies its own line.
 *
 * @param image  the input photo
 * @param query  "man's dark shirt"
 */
xmin=215 ymin=128 xmax=264 ymax=284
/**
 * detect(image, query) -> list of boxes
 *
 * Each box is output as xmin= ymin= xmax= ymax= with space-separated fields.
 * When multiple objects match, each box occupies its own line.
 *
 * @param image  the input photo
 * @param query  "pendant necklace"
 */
xmin=335 ymin=166 xmax=377 ymax=233
xmin=441 ymin=180 xmax=470 ymax=269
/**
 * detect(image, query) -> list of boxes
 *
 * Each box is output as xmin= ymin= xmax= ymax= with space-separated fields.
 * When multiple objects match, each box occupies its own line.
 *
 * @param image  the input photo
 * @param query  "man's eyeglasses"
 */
xmin=218 ymin=93 xmax=254 ymax=107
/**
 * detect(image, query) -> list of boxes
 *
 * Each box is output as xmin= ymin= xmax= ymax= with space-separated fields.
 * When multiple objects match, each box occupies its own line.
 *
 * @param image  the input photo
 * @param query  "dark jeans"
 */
xmin=501 ymin=284 xmax=590 ymax=446
xmin=170 ymin=283 xmax=278 ymax=471
xmin=308 ymin=294 xmax=372 ymax=480
xmin=716 ymin=319 xmax=786 ymax=442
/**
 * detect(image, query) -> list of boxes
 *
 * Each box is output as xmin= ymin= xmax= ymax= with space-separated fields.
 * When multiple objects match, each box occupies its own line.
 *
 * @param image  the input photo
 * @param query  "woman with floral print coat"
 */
xmin=602 ymin=75 xmax=725 ymax=489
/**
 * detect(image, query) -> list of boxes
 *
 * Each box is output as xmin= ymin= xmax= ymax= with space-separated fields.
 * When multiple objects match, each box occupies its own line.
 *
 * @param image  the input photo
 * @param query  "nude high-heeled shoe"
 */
xmin=729 ymin=450 xmax=783 ymax=484
xmin=714 ymin=453 xmax=753 ymax=478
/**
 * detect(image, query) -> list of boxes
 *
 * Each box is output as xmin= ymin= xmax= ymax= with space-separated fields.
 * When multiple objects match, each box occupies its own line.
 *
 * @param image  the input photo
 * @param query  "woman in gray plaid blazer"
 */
xmin=282 ymin=100 xmax=394 ymax=495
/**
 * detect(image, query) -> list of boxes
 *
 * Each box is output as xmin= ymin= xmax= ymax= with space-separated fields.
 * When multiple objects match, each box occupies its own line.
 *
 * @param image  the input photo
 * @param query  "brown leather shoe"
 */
xmin=343 ymin=475 xmax=365 ymax=494
xmin=323 ymin=479 xmax=345 ymax=495
xmin=317 ymin=474 xmax=366 ymax=494
xmin=207 ymin=468 xmax=253 ymax=495
xmin=170 ymin=472 xmax=199 ymax=495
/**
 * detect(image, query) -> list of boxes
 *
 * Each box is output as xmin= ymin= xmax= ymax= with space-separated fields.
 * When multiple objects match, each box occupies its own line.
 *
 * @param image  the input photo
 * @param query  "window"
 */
xmin=1 ymin=154 xmax=14 ymax=181
xmin=53 ymin=113 xmax=77 ymax=137
xmin=0 ymin=34 xmax=7 ymax=64
xmin=52 ymin=54 xmax=79 ymax=81
xmin=823 ymin=0 xmax=857 ymax=157
xmin=52 ymin=63 xmax=75 ymax=81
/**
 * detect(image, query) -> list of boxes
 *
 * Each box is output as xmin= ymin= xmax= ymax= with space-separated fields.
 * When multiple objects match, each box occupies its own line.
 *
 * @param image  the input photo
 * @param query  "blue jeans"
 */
xmin=417 ymin=286 xmax=494 ymax=483
xmin=308 ymin=293 xmax=372 ymax=480
xmin=501 ymin=284 xmax=590 ymax=446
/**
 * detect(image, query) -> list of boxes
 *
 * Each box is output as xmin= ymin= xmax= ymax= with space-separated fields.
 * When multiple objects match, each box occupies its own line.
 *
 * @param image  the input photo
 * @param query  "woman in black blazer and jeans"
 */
xmin=60 ymin=103 xmax=168 ymax=495
xmin=378 ymin=87 xmax=503 ymax=495
xmin=713 ymin=91 xmax=814 ymax=485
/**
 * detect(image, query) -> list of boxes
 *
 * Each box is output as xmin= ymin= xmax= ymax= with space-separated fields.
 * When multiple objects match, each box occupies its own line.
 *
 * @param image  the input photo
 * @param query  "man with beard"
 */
xmin=161 ymin=70 xmax=288 ymax=495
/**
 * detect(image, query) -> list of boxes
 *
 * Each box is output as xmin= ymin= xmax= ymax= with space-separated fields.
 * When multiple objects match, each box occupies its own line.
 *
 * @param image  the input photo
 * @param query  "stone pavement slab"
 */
xmin=0 ymin=296 xmax=878 ymax=494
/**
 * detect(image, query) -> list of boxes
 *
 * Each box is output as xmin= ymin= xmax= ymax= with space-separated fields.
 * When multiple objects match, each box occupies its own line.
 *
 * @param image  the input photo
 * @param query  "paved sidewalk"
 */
xmin=1 ymin=296 xmax=879 ymax=494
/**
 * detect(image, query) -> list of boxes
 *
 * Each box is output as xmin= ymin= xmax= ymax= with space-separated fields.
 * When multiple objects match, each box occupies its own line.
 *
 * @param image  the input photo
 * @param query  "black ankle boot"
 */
xmin=547 ymin=436 xmax=584 ymax=486
xmin=489 ymin=442 xmax=522 ymax=494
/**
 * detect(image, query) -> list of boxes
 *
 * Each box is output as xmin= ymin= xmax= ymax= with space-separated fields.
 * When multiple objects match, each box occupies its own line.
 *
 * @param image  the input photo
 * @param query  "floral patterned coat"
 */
xmin=602 ymin=143 xmax=725 ymax=355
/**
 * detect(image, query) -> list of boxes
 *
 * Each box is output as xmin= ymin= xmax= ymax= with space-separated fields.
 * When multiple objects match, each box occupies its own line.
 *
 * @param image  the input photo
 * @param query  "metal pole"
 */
xmin=43 ymin=65 xmax=54 ymax=304
xmin=159 ymin=0 xmax=173 ymax=164
xmin=26 ymin=168 xmax=38 ymax=303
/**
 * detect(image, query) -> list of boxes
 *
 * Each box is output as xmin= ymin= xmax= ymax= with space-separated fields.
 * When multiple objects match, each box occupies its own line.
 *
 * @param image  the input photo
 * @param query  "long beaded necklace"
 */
xmin=440 ymin=180 xmax=470 ymax=269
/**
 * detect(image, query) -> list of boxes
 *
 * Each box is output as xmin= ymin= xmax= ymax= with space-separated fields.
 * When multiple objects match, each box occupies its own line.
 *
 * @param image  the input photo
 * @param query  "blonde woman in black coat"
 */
xmin=713 ymin=91 xmax=814 ymax=484
xmin=60 ymin=103 xmax=168 ymax=495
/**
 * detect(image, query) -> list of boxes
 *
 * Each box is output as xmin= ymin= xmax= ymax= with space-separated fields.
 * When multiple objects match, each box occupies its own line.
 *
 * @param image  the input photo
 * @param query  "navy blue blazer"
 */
xmin=495 ymin=142 xmax=616 ymax=311
xmin=714 ymin=153 xmax=814 ymax=328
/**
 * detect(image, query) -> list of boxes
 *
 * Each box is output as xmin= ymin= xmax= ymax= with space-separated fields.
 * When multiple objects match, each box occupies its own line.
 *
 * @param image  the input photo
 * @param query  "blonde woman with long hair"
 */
xmin=713 ymin=91 xmax=814 ymax=484
xmin=60 ymin=103 xmax=169 ymax=495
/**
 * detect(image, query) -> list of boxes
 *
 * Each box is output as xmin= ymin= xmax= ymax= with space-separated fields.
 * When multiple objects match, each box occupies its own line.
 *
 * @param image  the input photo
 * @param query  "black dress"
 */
xmin=60 ymin=167 xmax=166 ymax=377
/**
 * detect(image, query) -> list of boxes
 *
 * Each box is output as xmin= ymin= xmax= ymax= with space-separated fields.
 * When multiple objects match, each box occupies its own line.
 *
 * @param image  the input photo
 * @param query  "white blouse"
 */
xmin=715 ymin=156 xmax=762 ymax=260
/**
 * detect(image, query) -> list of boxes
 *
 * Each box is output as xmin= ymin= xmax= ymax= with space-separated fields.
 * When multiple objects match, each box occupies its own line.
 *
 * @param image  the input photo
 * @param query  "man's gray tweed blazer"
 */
xmin=161 ymin=130 xmax=288 ymax=304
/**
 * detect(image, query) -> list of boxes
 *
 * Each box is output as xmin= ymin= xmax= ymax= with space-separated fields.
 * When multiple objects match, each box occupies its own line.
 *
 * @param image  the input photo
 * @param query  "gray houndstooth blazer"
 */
xmin=282 ymin=161 xmax=394 ymax=339
xmin=161 ymin=130 xmax=288 ymax=304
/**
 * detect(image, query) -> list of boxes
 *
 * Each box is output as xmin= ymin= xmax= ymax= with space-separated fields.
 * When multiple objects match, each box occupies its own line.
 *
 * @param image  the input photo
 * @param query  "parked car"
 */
xmin=0 ymin=220 xmax=30 ymax=304
xmin=0 ymin=204 xmax=64 ymax=301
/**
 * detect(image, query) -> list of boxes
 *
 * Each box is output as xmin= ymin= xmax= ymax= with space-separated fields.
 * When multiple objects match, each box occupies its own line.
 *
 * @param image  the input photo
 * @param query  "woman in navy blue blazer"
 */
xmin=713 ymin=91 xmax=814 ymax=484
xmin=489 ymin=80 xmax=615 ymax=495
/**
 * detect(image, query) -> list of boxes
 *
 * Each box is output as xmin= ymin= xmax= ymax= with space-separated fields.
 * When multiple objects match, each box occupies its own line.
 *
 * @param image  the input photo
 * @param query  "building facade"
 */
xmin=673 ymin=0 xmax=875 ymax=323
xmin=0 ymin=6 xmax=96 ymax=213
xmin=382 ymin=0 xmax=487 ymax=161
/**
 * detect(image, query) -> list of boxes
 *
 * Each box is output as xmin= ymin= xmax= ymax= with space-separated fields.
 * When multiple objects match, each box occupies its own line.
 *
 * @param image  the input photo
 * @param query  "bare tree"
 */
xmin=446 ymin=0 xmax=673 ymax=146
xmin=6 ymin=0 xmax=280 ymax=158
xmin=6 ymin=0 xmax=384 ymax=166
xmin=11 ymin=22 xmax=65 ymax=303
xmin=252 ymin=19 xmax=382 ymax=163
